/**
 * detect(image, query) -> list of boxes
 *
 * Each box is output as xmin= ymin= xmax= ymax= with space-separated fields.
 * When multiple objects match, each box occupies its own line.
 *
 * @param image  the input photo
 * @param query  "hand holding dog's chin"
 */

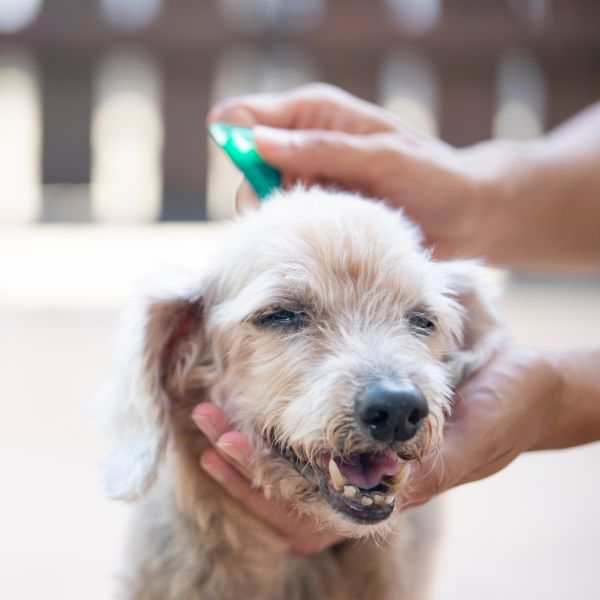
xmin=402 ymin=347 xmax=563 ymax=509
xmin=192 ymin=403 xmax=345 ymax=556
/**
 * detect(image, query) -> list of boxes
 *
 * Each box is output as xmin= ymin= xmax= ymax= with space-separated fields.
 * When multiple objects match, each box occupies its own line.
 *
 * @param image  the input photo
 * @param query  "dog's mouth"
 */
xmin=280 ymin=447 xmax=411 ymax=524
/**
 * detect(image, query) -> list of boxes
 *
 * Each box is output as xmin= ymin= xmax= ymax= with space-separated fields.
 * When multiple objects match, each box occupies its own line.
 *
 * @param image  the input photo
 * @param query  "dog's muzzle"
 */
xmin=273 ymin=380 xmax=428 ymax=525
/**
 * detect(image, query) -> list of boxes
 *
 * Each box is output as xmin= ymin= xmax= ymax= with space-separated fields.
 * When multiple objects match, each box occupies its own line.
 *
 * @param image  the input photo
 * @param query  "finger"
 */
xmin=200 ymin=449 xmax=323 ymax=539
xmin=281 ymin=172 xmax=299 ymax=189
xmin=400 ymin=422 xmax=471 ymax=510
xmin=235 ymin=179 xmax=261 ymax=214
xmin=191 ymin=403 xmax=231 ymax=444
xmin=208 ymin=83 xmax=397 ymax=134
xmin=191 ymin=405 xmax=255 ymax=479
xmin=212 ymin=434 xmax=346 ymax=547
xmin=207 ymin=91 xmax=301 ymax=128
xmin=192 ymin=408 xmax=349 ymax=554
xmin=254 ymin=127 xmax=381 ymax=188
xmin=400 ymin=454 xmax=449 ymax=509
xmin=215 ymin=430 xmax=255 ymax=479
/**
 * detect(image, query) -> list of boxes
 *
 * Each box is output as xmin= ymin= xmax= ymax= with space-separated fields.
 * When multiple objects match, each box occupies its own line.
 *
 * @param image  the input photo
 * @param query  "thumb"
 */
xmin=254 ymin=126 xmax=376 ymax=187
xmin=400 ymin=453 xmax=450 ymax=510
xmin=235 ymin=179 xmax=260 ymax=214
xmin=400 ymin=431 xmax=467 ymax=509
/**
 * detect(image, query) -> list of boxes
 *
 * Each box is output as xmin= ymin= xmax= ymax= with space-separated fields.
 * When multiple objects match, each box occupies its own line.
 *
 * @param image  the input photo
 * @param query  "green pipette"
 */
xmin=209 ymin=122 xmax=282 ymax=200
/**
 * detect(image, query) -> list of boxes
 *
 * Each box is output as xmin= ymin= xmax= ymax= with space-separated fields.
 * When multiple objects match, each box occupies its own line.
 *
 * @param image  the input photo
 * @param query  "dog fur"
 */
xmin=99 ymin=187 xmax=505 ymax=599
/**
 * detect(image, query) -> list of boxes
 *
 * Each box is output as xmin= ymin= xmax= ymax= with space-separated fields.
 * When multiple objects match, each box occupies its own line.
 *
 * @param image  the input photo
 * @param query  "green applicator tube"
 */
xmin=209 ymin=122 xmax=282 ymax=201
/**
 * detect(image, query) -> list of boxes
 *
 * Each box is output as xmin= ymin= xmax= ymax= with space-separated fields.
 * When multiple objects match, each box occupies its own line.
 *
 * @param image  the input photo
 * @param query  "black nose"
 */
xmin=355 ymin=381 xmax=429 ymax=443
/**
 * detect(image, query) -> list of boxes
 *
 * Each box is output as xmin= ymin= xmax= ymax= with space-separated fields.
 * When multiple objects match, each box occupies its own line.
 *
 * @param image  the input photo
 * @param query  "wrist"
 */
xmin=457 ymin=139 xmax=544 ymax=265
xmin=455 ymin=139 xmax=524 ymax=260
xmin=527 ymin=349 xmax=566 ymax=451
xmin=533 ymin=348 xmax=600 ymax=450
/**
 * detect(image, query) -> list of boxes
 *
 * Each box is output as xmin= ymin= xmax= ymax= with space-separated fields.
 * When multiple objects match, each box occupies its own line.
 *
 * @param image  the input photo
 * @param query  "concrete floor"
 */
xmin=1 ymin=224 xmax=599 ymax=599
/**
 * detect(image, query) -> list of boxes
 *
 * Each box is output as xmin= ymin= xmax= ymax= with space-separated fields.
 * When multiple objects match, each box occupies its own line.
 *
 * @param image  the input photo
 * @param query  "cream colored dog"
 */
xmin=100 ymin=187 xmax=504 ymax=599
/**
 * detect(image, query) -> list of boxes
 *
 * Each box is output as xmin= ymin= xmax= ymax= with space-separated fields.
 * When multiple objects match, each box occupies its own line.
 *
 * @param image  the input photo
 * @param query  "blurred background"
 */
xmin=1 ymin=0 xmax=599 ymax=598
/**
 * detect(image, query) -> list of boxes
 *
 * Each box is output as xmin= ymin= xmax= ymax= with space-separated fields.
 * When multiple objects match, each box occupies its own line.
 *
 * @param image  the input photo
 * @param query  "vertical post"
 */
xmin=35 ymin=0 xmax=100 ymax=222
xmin=543 ymin=54 xmax=600 ymax=132
xmin=39 ymin=50 xmax=93 ymax=221
xmin=438 ymin=55 xmax=495 ymax=146
xmin=160 ymin=52 xmax=215 ymax=221
xmin=318 ymin=49 xmax=381 ymax=104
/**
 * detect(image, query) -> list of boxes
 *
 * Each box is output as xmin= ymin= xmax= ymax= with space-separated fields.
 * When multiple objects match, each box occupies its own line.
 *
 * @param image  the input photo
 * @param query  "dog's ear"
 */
xmin=440 ymin=261 xmax=507 ymax=384
xmin=97 ymin=288 xmax=205 ymax=501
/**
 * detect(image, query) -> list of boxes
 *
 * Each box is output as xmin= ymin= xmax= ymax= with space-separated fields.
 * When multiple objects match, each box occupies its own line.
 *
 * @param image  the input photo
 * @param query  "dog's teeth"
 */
xmin=360 ymin=496 xmax=373 ymax=507
xmin=384 ymin=494 xmax=395 ymax=505
xmin=328 ymin=459 xmax=347 ymax=491
xmin=343 ymin=485 xmax=358 ymax=499
xmin=397 ymin=463 xmax=411 ymax=485
xmin=372 ymin=493 xmax=385 ymax=506
xmin=389 ymin=463 xmax=411 ymax=492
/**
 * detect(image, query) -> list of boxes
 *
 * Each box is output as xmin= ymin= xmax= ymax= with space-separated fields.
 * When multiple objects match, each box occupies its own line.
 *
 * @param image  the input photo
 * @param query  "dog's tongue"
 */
xmin=330 ymin=450 xmax=402 ymax=490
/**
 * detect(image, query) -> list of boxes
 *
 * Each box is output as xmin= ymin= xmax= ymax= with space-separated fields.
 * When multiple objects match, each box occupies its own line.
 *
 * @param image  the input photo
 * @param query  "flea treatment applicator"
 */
xmin=209 ymin=122 xmax=282 ymax=200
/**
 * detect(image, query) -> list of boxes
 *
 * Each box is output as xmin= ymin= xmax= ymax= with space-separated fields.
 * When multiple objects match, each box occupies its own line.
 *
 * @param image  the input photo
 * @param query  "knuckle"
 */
xmin=215 ymin=102 xmax=256 ymax=126
xmin=293 ymin=82 xmax=346 ymax=111
xmin=301 ymin=81 xmax=339 ymax=99
xmin=304 ymin=133 xmax=331 ymax=153
xmin=365 ymin=136 xmax=400 ymax=175
xmin=305 ymin=131 xmax=349 ymax=154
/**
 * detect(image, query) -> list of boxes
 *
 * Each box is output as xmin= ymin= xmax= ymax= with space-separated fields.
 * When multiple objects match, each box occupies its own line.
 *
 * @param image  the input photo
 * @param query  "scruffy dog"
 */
xmin=100 ymin=187 xmax=504 ymax=600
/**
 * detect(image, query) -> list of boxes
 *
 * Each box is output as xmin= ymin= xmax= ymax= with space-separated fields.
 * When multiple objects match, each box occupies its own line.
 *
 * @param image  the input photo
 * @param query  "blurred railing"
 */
xmin=0 ymin=0 xmax=598 ymax=223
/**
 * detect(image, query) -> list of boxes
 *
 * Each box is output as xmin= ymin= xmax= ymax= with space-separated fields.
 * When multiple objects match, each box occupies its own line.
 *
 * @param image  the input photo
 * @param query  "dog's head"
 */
xmin=100 ymin=188 xmax=504 ymax=537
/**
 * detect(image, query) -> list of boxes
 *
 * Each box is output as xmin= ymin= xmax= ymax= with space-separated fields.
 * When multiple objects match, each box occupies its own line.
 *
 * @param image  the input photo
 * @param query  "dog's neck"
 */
xmin=157 ymin=414 xmax=303 ymax=597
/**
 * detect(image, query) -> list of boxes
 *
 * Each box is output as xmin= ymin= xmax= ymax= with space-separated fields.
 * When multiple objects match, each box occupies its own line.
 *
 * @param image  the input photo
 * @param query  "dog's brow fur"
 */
xmin=98 ymin=186 xmax=506 ymax=599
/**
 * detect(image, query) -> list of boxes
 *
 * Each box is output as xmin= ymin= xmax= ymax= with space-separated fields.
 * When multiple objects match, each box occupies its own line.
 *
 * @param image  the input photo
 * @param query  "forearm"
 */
xmin=477 ymin=103 xmax=600 ymax=270
xmin=533 ymin=347 xmax=600 ymax=450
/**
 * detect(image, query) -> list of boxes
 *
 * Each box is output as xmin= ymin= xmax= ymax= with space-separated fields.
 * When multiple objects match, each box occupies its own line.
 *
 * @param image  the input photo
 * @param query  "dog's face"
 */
xmin=101 ymin=188 xmax=503 ymax=538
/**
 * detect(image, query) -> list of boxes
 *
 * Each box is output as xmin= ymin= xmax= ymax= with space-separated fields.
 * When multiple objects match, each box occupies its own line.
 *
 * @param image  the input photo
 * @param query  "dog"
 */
xmin=99 ymin=187 xmax=505 ymax=599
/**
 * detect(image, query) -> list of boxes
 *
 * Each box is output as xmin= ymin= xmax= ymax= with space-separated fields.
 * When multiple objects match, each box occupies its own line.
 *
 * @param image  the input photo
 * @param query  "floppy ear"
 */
xmin=97 ymin=288 xmax=205 ymax=501
xmin=442 ymin=261 xmax=507 ymax=384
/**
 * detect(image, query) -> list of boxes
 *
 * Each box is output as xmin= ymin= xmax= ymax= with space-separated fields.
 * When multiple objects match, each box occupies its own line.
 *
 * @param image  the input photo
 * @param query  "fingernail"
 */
xmin=191 ymin=411 xmax=218 ymax=442
xmin=214 ymin=104 xmax=255 ymax=127
xmin=216 ymin=441 xmax=245 ymax=465
xmin=254 ymin=125 xmax=292 ymax=149
xmin=200 ymin=455 xmax=226 ymax=484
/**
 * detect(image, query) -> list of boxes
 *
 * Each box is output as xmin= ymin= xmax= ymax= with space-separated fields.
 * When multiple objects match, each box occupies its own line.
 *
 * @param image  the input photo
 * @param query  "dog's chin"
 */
xmin=276 ymin=446 xmax=413 ymax=527
xmin=304 ymin=498 xmax=399 ymax=539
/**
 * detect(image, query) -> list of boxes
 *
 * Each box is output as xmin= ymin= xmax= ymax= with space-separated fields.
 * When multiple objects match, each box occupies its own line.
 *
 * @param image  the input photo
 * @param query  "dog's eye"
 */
xmin=407 ymin=311 xmax=436 ymax=335
xmin=256 ymin=308 xmax=308 ymax=329
xmin=263 ymin=309 xmax=296 ymax=323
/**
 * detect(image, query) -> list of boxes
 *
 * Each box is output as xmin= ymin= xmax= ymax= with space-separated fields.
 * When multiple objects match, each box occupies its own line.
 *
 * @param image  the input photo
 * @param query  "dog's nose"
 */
xmin=355 ymin=381 xmax=429 ymax=443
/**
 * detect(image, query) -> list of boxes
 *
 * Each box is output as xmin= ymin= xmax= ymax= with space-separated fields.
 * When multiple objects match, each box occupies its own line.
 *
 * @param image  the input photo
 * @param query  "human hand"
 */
xmin=191 ymin=403 xmax=344 ymax=555
xmin=208 ymin=83 xmax=517 ymax=260
xmin=401 ymin=346 xmax=561 ymax=508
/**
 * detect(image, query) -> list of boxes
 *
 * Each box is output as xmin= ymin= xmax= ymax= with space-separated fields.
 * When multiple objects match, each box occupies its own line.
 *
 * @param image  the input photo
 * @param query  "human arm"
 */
xmin=208 ymin=84 xmax=600 ymax=270
xmin=402 ymin=346 xmax=600 ymax=508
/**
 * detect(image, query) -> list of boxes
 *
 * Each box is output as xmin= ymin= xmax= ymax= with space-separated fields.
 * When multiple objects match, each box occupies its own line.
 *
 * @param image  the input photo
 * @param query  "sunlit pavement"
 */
xmin=2 ymin=225 xmax=599 ymax=599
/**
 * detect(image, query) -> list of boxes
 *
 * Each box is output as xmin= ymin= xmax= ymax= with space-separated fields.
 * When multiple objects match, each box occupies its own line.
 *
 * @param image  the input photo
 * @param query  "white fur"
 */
xmin=97 ymin=187 xmax=506 ymax=599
